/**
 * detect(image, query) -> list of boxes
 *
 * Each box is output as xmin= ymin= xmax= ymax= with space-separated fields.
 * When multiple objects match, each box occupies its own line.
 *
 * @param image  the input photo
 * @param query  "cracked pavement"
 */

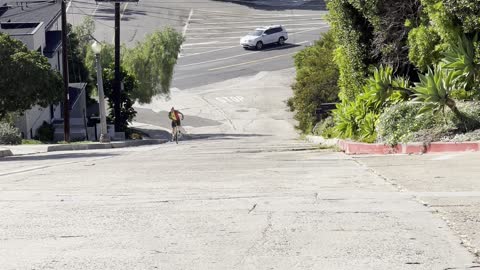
xmin=1 ymin=137 xmax=479 ymax=269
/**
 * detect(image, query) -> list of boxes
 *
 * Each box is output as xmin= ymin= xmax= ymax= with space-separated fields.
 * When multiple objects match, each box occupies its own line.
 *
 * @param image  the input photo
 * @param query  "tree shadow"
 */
xmin=182 ymin=133 xmax=270 ymax=141
xmin=134 ymin=108 xmax=222 ymax=128
xmin=1 ymin=152 xmax=117 ymax=162
xmin=211 ymin=0 xmax=327 ymax=11
xmin=93 ymin=8 xmax=147 ymax=22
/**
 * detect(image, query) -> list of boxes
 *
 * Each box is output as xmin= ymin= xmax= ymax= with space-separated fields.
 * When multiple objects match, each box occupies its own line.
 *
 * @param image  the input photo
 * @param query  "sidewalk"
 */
xmin=356 ymin=152 xmax=480 ymax=258
xmin=0 ymin=139 xmax=167 ymax=157
xmin=0 ymin=122 xmax=173 ymax=158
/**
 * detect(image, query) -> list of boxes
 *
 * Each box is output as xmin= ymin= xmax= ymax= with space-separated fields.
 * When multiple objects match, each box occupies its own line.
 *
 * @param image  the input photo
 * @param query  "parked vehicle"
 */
xmin=240 ymin=25 xmax=288 ymax=50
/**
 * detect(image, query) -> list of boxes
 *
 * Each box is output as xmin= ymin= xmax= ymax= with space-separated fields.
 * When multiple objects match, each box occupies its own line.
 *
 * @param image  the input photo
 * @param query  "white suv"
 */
xmin=240 ymin=25 xmax=288 ymax=50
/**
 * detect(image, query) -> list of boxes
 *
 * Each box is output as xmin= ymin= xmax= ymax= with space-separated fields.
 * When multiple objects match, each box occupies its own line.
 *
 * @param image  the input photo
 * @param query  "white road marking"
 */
xmin=110 ymin=3 xmax=128 ymax=43
xmin=120 ymin=3 xmax=129 ymax=20
xmin=179 ymin=41 xmax=308 ymax=67
xmin=216 ymin=96 xmax=244 ymax=103
xmin=184 ymin=27 xmax=329 ymax=41
xmin=92 ymin=2 xmax=100 ymax=16
xmin=208 ymin=52 xmax=297 ymax=71
xmin=179 ymin=9 xmax=194 ymax=58
xmin=181 ymin=46 xmax=239 ymax=58
xmin=66 ymin=0 xmax=73 ymax=12
xmin=183 ymin=9 xmax=194 ymax=37
xmin=182 ymin=41 xmax=240 ymax=46
xmin=190 ymin=18 xmax=325 ymax=25
xmin=195 ymin=9 xmax=325 ymax=17
xmin=188 ymin=22 xmax=328 ymax=31
xmin=184 ymin=27 xmax=321 ymax=37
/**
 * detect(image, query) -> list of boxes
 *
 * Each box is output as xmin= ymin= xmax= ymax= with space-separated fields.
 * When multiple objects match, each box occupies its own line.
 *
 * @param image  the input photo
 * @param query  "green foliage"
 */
xmin=103 ymin=66 xmax=138 ymax=132
xmin=72 ymin=17 xmax=95 ymax=57
xmin=0 ymin=33 xmax=63 ymax=118
xmin=85 ymin=43 xmax=115 ymax=78
xmin=290 ymin=31 xmax=340 ymax=133
xmin=67 ymin=23 xmax=90 ymax=83
xmin=442 ymin=33 xmax=480 ymax=91
xmin=412 ymin=65 xmax=459 ymax=115
xmin=378 ymin=101 xmax=480 ymax=144
xmin=408 ymin=25 xmax=442 ymax=71
xmin=0 ymin=122 xmax=22 ymax=145
xmin=377 ymin=102 xmax=438 ymax=145
xmin=313 ymin=116 xmax=337 ymax=138
xmin=327 ymin=0 xmax=372 ymax=100
xmin=412 ymin=65 xmax=480 ymax=130
xmin=21 ymin=139 xmax=42 ymax=145
xmin=332 ymin=66 xmax=410 ymax=141
xmin=123 ymin=28 xmax=184 ymax=103
xmin=448 ymin=101 xmax=480 ymax=130
xmin=35 ymin=121 xmax=55 ymax=142
xmin=444 ymin=0 xmax=480 ymax=34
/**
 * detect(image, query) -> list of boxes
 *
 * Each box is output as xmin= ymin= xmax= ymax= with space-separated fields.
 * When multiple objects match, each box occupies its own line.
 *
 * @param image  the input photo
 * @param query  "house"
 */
xmin=0 ymin=0 xmax=87 ymax=140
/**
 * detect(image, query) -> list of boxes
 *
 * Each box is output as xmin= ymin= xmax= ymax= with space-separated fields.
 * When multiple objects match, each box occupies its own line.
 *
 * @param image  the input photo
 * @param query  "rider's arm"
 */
xmin=179 ymin=111 xmax=184 ymax=120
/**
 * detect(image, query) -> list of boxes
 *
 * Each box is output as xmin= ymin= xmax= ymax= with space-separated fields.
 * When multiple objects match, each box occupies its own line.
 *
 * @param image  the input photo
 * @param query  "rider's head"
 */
xmin=171 ymin=107 xmax=175 ymax=111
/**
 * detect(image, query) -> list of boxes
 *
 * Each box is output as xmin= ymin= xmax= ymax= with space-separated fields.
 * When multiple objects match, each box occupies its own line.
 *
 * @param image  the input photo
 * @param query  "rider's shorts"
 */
xmin=171 ymin=120 xmax=181 ymax=128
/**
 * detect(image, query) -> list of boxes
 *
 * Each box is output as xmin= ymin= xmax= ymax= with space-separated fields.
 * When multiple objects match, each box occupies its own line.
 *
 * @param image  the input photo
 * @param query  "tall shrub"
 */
xmin=289 ymin=31 xmax=339 ymax=133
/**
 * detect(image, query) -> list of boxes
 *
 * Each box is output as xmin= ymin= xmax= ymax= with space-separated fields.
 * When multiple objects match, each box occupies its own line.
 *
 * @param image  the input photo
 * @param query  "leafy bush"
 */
xmin=290 ymin=30 xmax=340 ymax=133
xmin=407 ymin=25 xmax=442 ymax=72
xmin=445 ymin=129 xmax=480 ymax=142
xmin=313 ymin=116 xmax=337 ymax=138
xmin=410 ymin=126 xmax=455 ymax=144
xmin=0 ymin=122 xmax=22 ymax=145
xmin=448 ymin=101 xmax=480 ymax=131
xmin=377 ymin=102 xmax=438 ymax=145
xmin=35 ymin=121 xmax=55 ymax=142
xmin=332 ymin=66 xmax=410 ymax=142
xmin=377 ymin=101 xmax=480 ymax=145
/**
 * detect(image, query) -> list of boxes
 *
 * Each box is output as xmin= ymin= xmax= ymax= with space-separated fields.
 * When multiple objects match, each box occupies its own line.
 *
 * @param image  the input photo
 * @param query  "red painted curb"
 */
xmin=337 ymin=140 xmax=480 ymax=155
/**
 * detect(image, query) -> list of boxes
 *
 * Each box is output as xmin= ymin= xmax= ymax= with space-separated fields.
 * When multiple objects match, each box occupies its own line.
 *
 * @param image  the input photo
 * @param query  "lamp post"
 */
xmin=91 ymin=41 xmax=110 ymax=143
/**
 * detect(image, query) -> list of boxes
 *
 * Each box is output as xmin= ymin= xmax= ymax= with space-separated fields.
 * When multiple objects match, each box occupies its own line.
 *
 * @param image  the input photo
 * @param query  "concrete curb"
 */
xmin=0 ymin=148 xmax=13 ymax=158
xmin=46 ymin=139 xmax=168 ymax=152
xmin=337 ymin=140 xmax=480 ymax=155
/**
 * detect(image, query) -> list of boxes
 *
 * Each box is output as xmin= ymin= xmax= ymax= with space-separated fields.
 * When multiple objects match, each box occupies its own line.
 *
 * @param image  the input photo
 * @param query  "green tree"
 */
xmin=102 ymin=65 xmax=137 ymax=132
xmin=289 ymin=31 xmax=339 ymax=133
xmin=0 ymin=33 xmax=63 ymax=118
xmin=444 ymin=0 xmax=480 ymax=34
xmin=327 ymin=0 xmax=373 ymax=100
xmin=72 ymin=16 xmax=95 ymax=57
xmin=67 ymin=23 xmax=90 ymax=84
xmin=123 ymin=28 xmax=184 ymax=103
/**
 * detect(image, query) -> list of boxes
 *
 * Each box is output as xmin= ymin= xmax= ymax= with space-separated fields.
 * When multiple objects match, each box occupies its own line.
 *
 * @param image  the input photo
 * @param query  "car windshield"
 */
xmin=248 ymin=30 xmax=264 ymax=36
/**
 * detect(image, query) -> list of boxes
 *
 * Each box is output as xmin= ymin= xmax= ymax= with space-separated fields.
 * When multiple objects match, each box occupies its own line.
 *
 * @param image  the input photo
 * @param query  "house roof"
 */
xmin=0 ymin=0 xmax=61 ymax=30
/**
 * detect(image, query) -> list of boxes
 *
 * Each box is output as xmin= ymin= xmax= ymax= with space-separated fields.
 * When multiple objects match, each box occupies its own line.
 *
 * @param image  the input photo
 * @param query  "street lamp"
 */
xmin=92 ymin=41 xmax=110 ymax=143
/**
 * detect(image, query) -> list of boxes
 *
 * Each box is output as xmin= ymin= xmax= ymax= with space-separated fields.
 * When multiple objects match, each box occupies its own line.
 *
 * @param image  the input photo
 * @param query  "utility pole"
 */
xmin=61 ymin=0 xmax=70 ymax=142
xmin=114 ymin=3 xmax=122 ymax=132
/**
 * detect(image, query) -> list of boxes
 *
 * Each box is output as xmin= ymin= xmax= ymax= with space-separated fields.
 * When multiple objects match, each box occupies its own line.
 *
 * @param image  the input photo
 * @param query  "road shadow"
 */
xmin=1 ymin=152 xmax=117 ymax=162
xmin=134 ymin=108 xmax=222 ymax=128
xmin=245 ymin=43 xmax=302 ymax=51
xmin=130 ymin=127 xmax=171 ymax=140
xmin=94 ymin=8 xmax=147 ymax=22
xmin=211 ymin=0 xmax=327 ymax=11
xmin=181 ymin=133 xmax=270 ymax=141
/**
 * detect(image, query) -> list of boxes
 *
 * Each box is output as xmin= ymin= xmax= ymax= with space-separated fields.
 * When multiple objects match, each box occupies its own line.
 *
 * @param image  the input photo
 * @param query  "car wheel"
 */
xmin=278 ymin=37 xmax=285 ymax=45
xmin=256 ymin=41 xmax=263 ymax=50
